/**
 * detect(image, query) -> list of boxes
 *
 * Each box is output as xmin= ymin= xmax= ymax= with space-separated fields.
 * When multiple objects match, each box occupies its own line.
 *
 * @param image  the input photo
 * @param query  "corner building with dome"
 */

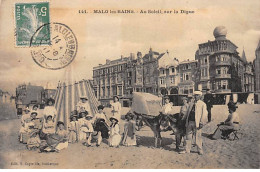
xmin=195 ymin=26 xmax=254 ymax=93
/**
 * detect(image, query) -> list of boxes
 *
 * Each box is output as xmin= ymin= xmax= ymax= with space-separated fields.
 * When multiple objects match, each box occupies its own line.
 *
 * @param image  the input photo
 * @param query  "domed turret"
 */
xmin=213 ymin=26 xmax=227 ymax=40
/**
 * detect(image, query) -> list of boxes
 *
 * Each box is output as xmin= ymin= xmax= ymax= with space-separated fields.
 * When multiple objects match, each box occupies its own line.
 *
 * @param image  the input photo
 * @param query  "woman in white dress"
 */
xmin=43 ymin=98 xmax=57 ymax=119
xmin=78 ymin=111 xmax=88 ymax=141
xmin=111 ymin=96 xmax=122 ymax=123
xmin=109 ymin=117 xmax=121 ymax=147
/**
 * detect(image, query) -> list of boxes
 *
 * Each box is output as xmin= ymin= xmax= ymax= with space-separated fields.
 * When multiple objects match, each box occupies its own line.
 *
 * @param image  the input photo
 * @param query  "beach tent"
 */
xmin=131 ymin=92 xmax=162 ymax=116
xmin=53 ymin=66 xmax=100 ymax=129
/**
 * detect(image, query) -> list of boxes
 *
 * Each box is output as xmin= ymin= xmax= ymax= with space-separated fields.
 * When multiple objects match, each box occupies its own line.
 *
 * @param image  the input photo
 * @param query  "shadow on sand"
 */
xmin=136 ymin=135 xmax=179 ymax=151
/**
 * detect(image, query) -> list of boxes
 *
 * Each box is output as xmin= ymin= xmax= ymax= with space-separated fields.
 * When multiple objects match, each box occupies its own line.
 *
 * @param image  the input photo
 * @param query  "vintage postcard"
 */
xmin=0 ymin=0 xmax=259 ymax=169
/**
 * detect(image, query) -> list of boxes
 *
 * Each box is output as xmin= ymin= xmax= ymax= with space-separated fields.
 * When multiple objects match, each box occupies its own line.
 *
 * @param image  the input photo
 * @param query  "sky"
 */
xmin=0 ymin=0 xmax=260 ymax=94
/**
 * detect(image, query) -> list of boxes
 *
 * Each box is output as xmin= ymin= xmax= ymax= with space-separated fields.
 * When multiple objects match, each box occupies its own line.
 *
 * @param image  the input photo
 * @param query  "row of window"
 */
xmin=93 ymin=64 xmax=126 ymax=76
xmin=215 ymin=80 xmax=229 ymax=90
xmin=179 ymin=86 xmax=194 ymax=95
xmin=216 ymin=54 xmax=230 ymax=62
xmin=99 ymin=86 xmax=123 ymax=97
xmin=199 ymin=41 xmax=228 ymax=53
xmin=216 ymin=67 xmax=230 ymax=75
xmin=159 ymin=76 xmax=176 ymax=85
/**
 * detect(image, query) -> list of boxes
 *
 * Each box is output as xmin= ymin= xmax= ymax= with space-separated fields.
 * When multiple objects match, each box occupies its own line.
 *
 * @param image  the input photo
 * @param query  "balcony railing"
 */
xmin=215 ymin=74 xmax=231 ymax=79
xmin=215 ymin=61 xmax=230 ymax=66
xmin=215 ymin=89 xmax=231 ymax=93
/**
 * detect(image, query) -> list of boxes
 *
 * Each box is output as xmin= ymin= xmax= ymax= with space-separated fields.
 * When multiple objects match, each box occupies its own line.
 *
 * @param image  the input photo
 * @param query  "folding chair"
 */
xmin=227 ymin=129 xmax=241 ymax=141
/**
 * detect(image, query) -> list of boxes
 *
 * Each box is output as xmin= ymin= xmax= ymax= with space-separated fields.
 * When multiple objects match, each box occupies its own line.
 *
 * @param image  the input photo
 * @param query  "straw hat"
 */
xmin=97 ymin=105 xmax=104 ymax=110
xmin=110 ymin=116 xmax=119 ymax=122
xmin=194 ymin=91 xmax=202 ymax=95
xmin=23 ymin=107 xmax=30 ymax=112
xmin=30 ymin=111 xmax=38 ymax=116
xmin=86 ymin=114 xmax=93 ymax=118
xmin=57 ymin=121 xmax=64 ymax=126
xmin=80 ymin=96 xmax=88 ymax=100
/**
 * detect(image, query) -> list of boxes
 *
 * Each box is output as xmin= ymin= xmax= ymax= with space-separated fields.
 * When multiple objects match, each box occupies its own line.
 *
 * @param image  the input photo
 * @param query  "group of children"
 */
xmin=67 ymin=104 xmax=137 ymax=148
xmin=19 ymin=96 xmax=138 ymax=153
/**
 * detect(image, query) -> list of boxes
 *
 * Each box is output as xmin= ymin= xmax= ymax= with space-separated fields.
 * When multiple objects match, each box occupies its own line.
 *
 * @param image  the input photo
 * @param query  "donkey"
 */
xmin=134 ymin=111 xmax=186 ymax=150
xmin=133 ymin=111 xmax=171 ymax=148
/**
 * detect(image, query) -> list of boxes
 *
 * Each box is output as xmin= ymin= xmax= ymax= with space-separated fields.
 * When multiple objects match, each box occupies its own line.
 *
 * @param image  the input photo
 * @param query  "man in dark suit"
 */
xmin=203 ymin=89 xmax=214 ymax=122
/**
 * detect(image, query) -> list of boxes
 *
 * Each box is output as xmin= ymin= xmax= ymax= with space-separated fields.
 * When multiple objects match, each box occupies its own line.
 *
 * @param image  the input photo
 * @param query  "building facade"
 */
xmin=195 ymin=26 xmax=250 ymax=93
xmin=92 ymin=56 xmax=128 ymax=106
xmin=178 ymin=60 xmax=199 ymax=96
xmin=254 ymin=40 xmax=260 ymax=92
xmin=93 ymin=48 xmax=200 ymax=105
xmin=92 ymin=48 xmax=165 ymax=106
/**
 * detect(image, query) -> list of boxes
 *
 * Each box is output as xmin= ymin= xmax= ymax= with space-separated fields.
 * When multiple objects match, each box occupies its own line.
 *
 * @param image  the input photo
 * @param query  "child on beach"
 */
xmin=68 ymin=115 xmax=80 ymax=143
xmin=122 ymin=114 xmax=137 ymax=146
xmin=78 ymin=111 xmax=89 ymax=141
xmin=42 ymin=114 xmax=56 ymax=137
xmin=81 ymin=114 xmax=94 ymax=146
xmin=27 ymin=132 xmax=41 ymax=150
xmin=109 ymin=117 xmax=121 ymax=147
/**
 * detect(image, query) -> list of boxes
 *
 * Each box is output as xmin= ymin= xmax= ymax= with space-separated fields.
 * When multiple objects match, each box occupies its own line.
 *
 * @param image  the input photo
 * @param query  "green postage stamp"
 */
xmin=15 ymin=2 xmax=50 ymax=46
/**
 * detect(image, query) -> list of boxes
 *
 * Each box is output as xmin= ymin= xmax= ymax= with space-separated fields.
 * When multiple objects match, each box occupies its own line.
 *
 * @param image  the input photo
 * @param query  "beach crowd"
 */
xmin=18 ymin=90 xmax=241 ymax=155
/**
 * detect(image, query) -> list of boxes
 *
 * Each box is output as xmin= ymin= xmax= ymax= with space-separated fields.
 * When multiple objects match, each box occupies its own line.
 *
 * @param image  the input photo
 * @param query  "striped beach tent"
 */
xmin=53 ymin=66 xmax=100 ymax=129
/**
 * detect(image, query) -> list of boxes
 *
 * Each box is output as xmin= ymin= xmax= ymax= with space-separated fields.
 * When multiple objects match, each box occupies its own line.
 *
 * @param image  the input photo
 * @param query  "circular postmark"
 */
xmin=30 ymin=22 xmax=78 ymax=70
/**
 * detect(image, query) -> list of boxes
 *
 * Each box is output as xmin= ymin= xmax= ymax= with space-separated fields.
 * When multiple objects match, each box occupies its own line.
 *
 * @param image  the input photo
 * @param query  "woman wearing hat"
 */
xmin=76 ymin=96 xmax=90 ymax=114
xmin=161 ymin=96 xmax=173 ymax=115
xmin=93 ymin=105 xmax=109 ymax=146
xmin=111 ymin=96 xmax=122 ymax=123
xmin=81 ymin=114 xmax=94 ymax=146
xmin=109 ymin=116 xmax=121 ymax=147
xmin=68 ymin=115 xmax=80 ymax=143
xmin=210 ymin=101 xmax=240 ymax=140
xmin=42 ymin=121 xmax=68 ymax=153
xmin=21 ymin=107 xmax=31 ymax=126
xmin=43 ymin=98 xmax=57 ymax=120
xmin=78 ymin=111 xmax=88 ymax=141
xmin=19 ymin=111 xmax=38 ymax=143
xmin=54 ymin=121 xmax=69 ymax=152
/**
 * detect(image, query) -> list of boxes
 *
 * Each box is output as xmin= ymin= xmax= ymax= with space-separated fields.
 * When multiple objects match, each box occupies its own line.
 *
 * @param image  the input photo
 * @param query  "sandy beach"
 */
xmin=0 ymin=104 xmax=259 ymax=169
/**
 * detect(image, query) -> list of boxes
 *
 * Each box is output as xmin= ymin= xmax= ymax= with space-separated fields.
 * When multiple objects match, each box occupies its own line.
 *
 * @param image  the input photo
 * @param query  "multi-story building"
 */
xmin=254 ymin=40 xmax=260 ymax=103
xmin=242 ymin=50 xmax=255 ymax=92
xmin=195 ymin=26 xmax=247 ymax=93
xmin=92 ymin=56 xmax=129 ymax=106
xmin=254 ymin=40 xmax=260 ymax=92
xmin=158 ymin=55 xmax=179 ymax=95
xmin=92 ymin=48 xmax=165 ymax=106
xmin=178 ymin=59 xmax=199 ymax=96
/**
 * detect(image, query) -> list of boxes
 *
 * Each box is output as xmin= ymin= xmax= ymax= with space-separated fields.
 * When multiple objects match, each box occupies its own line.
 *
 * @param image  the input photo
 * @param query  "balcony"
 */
xmin=159 ymin=83 xmax=166 ymax=88
xmin=215 ymin=61 xmax=230 ymax=66
xmin=215 ymin=89 xmax=231 ymax=93
xmin=215 ymin=74 xmax=231 ymax=79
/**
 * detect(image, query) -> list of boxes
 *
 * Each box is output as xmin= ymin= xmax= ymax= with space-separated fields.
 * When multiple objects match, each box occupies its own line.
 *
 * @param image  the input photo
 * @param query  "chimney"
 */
xmin=106 ymin=59 xmax=111 ymax=64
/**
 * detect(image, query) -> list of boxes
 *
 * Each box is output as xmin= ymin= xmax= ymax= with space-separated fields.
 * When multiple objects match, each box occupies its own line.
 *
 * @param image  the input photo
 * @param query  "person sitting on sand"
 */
xmin=21 ymin=107 xmax=31 ymax=126
xmin=42 ymin=121 xmax=69 ymax=153
xmin=27 ymin=131 xmax=41 ymax=151
xmin=93 ymin=105 xmax=109 ymax=147
xmin=210 ymin=101 xmax=240 ymax=140
xmin=109 ymin=116 xmax=121 ymax=147
xmin=122 ymin=113 xmax=137 ymax=146
xmin=19 ymin=111 xmax=38 ymax=143
xmin=68 ymin=114 xmax=80 ymax=143
xmin=81 ymin=114 xmax=94 ymax=147
xmin=41 ymin=114 xmax=56 ymax=139
xmin=78 ymin=111 xmax=88 ymax=141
